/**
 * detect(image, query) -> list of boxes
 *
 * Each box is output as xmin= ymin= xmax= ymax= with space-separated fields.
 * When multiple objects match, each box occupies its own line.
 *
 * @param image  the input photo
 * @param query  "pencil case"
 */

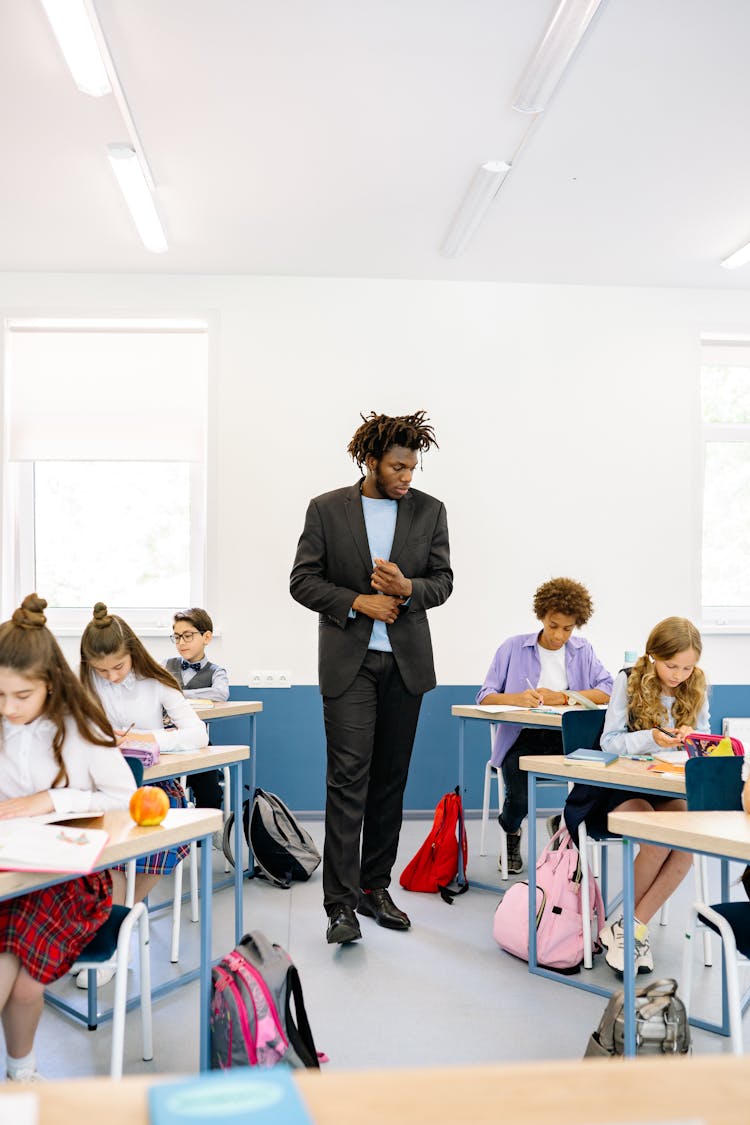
xmin=683 ymin=733 xmax=744 ymax=758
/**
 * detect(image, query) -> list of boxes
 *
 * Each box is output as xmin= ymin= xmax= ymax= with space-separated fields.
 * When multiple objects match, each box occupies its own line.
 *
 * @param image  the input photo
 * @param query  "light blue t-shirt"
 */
xmin=361 ymin=495 xmax=397 ymax=652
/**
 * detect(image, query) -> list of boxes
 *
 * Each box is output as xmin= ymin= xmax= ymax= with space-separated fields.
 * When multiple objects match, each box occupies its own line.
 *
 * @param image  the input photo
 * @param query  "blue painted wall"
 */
xmin=209 ymin=683 xmax=750 ymax=815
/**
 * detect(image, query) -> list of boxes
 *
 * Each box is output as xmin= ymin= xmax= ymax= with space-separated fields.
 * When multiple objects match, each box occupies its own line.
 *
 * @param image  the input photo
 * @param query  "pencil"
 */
xmin=116 ymin=722 xmax=136 ymax=746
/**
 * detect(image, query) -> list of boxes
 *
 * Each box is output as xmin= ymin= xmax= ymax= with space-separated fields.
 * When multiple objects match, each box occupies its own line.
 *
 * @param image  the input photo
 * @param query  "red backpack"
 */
xmin=399 ymin=787 xmax=468 ymax=903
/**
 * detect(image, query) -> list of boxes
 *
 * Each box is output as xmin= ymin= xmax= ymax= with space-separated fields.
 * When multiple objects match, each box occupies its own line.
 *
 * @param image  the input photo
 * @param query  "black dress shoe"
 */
xmin=326 ymin=905 xmax=362 ymax=945
xmin=357 ymin=888 xmax=411 ymax=931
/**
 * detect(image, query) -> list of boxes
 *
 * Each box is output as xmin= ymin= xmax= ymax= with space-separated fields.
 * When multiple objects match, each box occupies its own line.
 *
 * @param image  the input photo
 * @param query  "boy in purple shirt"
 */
xmin=476 ymin=577 xmax=612 ymax=874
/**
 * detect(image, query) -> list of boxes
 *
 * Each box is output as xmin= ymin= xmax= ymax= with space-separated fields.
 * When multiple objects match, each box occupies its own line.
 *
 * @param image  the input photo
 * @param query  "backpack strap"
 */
xmin=283 ymin=964 xmax=321 ymax=1069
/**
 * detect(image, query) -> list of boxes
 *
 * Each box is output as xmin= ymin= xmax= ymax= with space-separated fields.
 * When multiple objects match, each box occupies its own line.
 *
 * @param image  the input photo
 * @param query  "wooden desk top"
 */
xmin=519 ymin=754 xmax=686 ymax=795
xmin=452 ymin=705 xmax=563 ymax=729
xmin=609 ymin=809 xmax=750 ymax=860
xmin=192 ymin=700 xmax=263 ymax=721
xmin=0 ymin=808 xmax=222 ymax=900
xmin=5 ymin=1054 xmax=749 ymax=1124
xmin=144 ymin=743 xmax=249 ymax=783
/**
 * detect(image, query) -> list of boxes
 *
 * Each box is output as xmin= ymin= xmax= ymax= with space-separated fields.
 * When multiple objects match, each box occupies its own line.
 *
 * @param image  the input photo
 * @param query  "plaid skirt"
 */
xmin=130 ymin=779 xmax=190 ymax=876
xmin=0 ymin=871 xmax=112 ymax=984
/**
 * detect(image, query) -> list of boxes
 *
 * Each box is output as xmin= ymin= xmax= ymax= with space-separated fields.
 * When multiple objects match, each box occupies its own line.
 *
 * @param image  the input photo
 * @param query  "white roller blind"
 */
xmin=7 ymin=323 xmax=208 ymax=460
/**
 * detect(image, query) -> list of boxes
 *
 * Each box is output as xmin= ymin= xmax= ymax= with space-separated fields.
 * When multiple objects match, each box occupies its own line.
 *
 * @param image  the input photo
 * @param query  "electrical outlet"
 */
xmin=247 ymin=670 xmax=292 ymax=688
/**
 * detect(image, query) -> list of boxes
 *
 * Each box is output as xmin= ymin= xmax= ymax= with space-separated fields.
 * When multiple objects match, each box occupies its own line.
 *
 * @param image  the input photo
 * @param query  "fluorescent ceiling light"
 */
xmin=440 ymin=161 xmax=511 ymax=259
xmin=107 ymin=144 xmax=168 ymax=253
xmin=513 ymin=0 xmax=605 ymax=114
xmin=40 ymin=0 xmax=111 ymax=97
xmin=721 ymin=241 xmax=750 ymax=271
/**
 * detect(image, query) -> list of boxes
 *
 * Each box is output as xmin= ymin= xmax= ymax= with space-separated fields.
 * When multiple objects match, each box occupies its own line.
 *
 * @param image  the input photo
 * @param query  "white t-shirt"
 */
xmin=536 ymin=644 xmax=568 ymax=692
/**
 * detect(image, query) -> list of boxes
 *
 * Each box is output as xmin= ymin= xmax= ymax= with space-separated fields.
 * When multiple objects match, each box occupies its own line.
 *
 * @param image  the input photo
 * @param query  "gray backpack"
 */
xmin=585 ymin=978 xmax=691 ymax=1057
xmin=210 ymin=930 xmax=320 ymax=1069
xmin=222 ymin=786 xmax=321 ymax=889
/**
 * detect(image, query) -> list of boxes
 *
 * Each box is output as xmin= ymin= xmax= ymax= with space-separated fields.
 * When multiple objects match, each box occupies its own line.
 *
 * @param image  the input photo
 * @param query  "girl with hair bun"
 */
xmin=0 ymin=594 xmax=135 ymax=1082
xmin=80 ymin=602 xmax=207 ymax=970
xmin=565 ymin=616 xmax=709 ymax=977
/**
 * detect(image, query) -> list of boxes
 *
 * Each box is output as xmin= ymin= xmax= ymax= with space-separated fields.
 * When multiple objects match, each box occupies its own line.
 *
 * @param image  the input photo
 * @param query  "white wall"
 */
xmin=1 ymin=272 xmax=749 ymax=685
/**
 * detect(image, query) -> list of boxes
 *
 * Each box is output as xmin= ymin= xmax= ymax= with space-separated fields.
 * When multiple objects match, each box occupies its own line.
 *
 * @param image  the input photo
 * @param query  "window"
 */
xmin=701 ymin=336 xmax=750 ymax=626
xmin=3 ymin=319 xmax=208 ymax=630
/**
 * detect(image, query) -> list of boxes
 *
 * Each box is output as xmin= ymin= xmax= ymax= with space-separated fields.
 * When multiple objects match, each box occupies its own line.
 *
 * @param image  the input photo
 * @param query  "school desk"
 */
xmin=0 ymin=807 xmax=222 ymax=1072
xmin=144 ymin=743 xmax=250 ymax=943
xmin=518 ymin=755 xmax=688 ymax=998
xmin=3 ymin=1053 xmax=749 ymax=1124
xmin=608 ymin=808 xmax=750 ymax=1057
xmin=192 ymin=699 xmax=262 ymax=796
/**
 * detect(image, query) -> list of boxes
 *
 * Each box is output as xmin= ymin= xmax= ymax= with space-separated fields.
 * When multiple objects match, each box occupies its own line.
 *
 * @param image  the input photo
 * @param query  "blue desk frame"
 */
xmin=20 ymin=811 xmax=219 ymax=1072
xmin=523 ymin=760 xmax=685 ymax=1001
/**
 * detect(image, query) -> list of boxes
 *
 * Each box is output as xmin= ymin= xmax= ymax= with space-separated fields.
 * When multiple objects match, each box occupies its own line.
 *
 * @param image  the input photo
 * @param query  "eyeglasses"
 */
xmin=170 ymin=631 xmax=200 ymax=644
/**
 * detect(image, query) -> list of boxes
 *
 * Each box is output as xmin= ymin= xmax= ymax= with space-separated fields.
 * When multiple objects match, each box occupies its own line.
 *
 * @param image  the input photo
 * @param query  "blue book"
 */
xmin=149 ymin=1069 xmax=313 ymax=1125
xmin=564 ymin=748 xmax=618 ymax=767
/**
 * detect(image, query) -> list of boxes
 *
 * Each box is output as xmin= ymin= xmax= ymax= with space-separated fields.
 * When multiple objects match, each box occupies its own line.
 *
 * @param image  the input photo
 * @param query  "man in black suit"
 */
xmin=290 ymin=411 xmax=453 ymax=944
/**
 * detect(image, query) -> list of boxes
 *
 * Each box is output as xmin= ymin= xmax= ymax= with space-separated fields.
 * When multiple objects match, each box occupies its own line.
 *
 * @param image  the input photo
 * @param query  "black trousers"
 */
xmin=499 ymin=727 xmax=562 ymax=834
xmin=322 ymin=650 xmax=423 ymax=912
xmin=188 ymin=768 xmax=223 ymax=809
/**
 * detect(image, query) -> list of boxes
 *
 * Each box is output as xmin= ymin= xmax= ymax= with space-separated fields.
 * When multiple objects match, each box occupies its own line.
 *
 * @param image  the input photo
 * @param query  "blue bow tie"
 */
xmin=181 ymin=660 xmax=202 ymax=672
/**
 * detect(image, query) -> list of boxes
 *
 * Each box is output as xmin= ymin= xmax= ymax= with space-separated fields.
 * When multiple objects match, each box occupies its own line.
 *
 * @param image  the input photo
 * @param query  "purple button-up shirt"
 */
xmin=476 ymin=632 xmax=614 ymax=766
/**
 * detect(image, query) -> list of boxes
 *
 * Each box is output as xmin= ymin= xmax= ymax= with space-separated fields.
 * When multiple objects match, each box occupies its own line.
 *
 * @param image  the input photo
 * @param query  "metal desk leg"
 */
xmin=231 ymin=761 xmax=244 ymax=943
xmin=199 ymin=831 xmax=213 ymax=1072
xmin=248 ymin=713 xmax=257 ymax=873
xmin=457 ymin=718 xmax=466 ymax=883
xmin=528 ymin=772 xmax=538 ymax=972
xmin=622 ymin=837 xmax=636 ymax=1057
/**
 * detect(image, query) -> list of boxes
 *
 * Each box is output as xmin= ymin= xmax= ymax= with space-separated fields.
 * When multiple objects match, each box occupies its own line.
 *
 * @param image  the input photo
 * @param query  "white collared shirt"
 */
xmin=0 ymin=714 xmax=136 ymax=813
xmin=92 ymin=671 xmax=208 ymax=753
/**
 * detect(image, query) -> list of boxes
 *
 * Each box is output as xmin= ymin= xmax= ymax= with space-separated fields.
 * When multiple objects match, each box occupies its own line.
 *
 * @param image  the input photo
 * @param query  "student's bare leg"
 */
xmin=110 ymin=869 xmax=162 ymax=905
xmin=0 ymin=952 xmax=22 ymax=1012
xmin=1 ymin=968 xmax=44 ymax=1057
xmin=612 ymin=796 xmax=692 ymax=922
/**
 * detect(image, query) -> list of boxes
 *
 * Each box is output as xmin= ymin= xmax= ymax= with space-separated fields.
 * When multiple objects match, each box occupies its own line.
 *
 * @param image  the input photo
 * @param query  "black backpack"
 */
xmin=222 ymin=786 xmax=321 ymax=889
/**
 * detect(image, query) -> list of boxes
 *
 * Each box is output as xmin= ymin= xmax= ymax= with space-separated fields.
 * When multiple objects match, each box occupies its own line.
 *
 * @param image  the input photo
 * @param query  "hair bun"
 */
xmin=12 ymin=593 xmax=48 ymax=630
xmin=92 ymin=601 xmax=113 ymax=629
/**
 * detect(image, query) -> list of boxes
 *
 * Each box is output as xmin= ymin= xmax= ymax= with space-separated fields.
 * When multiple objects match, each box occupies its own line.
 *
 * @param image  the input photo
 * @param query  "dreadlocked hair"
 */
xmin=0 ymin=593 xmax=116 ymax=790
xmin=347 ymin=411 xmax=438 ymax=469
xmin=626 ymin=617 xmax=706 ymax=732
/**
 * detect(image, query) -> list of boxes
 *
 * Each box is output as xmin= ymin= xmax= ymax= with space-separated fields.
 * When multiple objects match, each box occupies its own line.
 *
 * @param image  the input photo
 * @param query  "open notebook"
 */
xmin=0 ymin=821 xmax=109 ymax=873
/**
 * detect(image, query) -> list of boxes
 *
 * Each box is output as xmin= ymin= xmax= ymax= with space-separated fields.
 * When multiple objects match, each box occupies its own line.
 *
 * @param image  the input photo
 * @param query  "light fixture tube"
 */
xmin=721 ymin=241 xmax=750 ymax=271
xmin=513 ymin=0 xmax=605 ymax=114
xmin=107 ymin=144 xmax=168 ymax=253
xmin=440 ymin=161 xmax=511 ymax=259
xmin=40 ymin=0 xmax=111 ymax=97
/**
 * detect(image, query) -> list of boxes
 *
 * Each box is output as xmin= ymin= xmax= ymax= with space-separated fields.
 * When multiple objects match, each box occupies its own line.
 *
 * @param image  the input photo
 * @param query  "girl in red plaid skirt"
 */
xmin=0 ymin=594 xmax=135 ymax=1081
xmin=80 ymin=603 xmax=208 ymax=908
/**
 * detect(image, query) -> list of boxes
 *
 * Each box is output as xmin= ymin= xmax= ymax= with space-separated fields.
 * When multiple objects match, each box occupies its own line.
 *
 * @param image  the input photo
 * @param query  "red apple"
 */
xmin=130 ymin=785 xmax=170 ymax=826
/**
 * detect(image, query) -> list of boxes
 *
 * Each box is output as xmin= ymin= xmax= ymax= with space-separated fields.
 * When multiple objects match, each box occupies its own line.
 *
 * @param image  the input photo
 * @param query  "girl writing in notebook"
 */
xmin=564 ymin=615 xmax=709 ymax=976
xmin=80 ymin=602 xmax=207 ymax=915
xmin=0 ymin=594 xmax=135 ymax=1082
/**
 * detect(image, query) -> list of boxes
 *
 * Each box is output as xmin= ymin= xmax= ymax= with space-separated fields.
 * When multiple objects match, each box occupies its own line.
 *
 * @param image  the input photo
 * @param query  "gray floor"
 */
xmin=28 ymin=817 xmax=750 ymax=1078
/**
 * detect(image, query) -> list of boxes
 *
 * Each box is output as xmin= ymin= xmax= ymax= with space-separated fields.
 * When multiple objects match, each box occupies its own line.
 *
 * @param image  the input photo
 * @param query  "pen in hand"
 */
xmin=525 ymin=678 xmax=544 ymax=706
xmin=115 ymin=722 xmax=136 ymax=746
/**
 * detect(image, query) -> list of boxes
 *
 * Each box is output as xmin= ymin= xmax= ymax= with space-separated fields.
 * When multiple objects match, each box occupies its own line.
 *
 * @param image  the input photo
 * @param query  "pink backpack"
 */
xmin=492 ymin=827 xmax=605 ymax=972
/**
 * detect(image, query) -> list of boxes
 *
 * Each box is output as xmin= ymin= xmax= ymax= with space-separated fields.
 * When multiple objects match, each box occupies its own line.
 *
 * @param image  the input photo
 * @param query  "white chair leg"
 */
xmin=696 ymin=856 xmax=713 ymax=966
xmin=124 ymin=859 xmax=136 ymax=909
xmin=659 ymin=899 xmax=669 ymax=926
xmin=189 ymin=841 xmax=199 ymax=922
xmin=591 ymin=841 xmax=601 ymax=879
xmin=171 ymin=859 xmax=183 ymax=964
xmin=109 ymin=903 xmax=146 ymax=1078
xmin=680 ymin=903 xmax=697 ymax=1023
xmin=480 ymin=760 xmax=493 ymax=856
xmin=137 ymin=907 xmax=153 ymax=1062
xmin=578 ymin=820 xmax=594 ymax=969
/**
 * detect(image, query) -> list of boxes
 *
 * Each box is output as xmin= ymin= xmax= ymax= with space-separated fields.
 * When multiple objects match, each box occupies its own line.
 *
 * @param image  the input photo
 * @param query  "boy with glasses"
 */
xmin=165 ymin=608 xmax=229 ymax=816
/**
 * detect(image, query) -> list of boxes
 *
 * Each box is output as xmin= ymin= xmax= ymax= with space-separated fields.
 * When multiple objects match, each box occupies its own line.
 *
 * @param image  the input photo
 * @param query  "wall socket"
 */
xmin=247 ymin=670 xmax=292 ymax=689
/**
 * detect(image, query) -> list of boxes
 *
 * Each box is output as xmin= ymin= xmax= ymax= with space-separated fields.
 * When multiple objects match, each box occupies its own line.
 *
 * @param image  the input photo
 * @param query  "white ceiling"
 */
xmin=3 ymin=0 xmax=750 ymax=287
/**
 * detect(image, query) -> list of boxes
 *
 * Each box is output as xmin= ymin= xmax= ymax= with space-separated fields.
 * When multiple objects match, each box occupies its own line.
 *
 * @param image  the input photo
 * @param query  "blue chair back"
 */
xmin=123 ymin=755 xmax=144 ymax=787
xmin=685 ymin=756 xmax=743 ymax=811
xmin=561 ymin=709 xmax=606 ymax=755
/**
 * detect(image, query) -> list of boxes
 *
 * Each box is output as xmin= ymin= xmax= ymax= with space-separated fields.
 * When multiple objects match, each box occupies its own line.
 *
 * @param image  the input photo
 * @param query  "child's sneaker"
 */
xmin=6 ymin=1067 xmax=45 ymax=1082
xmin=500 ymin=828 xmax=523 ymax=875
xmin=634 ymin=921 xmax=653 ymax=974
xmin=600 ymin=917 xmax=625 ymax=973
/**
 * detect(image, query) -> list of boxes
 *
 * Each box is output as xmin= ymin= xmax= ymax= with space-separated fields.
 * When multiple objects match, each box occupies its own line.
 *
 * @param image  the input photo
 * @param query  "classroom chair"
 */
xmin=71 ymin=756 xmax=153 ymax=1078
xmin=681 ymin=755 xmax=748 ymax=1052
xmin=480 ymin=722 xmax=565 ymax=881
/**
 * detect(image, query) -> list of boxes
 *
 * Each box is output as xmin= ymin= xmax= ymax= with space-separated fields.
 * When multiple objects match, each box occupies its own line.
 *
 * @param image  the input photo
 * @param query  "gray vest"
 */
xmin=165 ymin=657 xmax=218 ymax=691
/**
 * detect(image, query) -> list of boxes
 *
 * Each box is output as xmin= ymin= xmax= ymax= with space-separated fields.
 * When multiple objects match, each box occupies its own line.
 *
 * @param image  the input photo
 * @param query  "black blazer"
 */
xmin=290 ymin=482 xmax=453 ymax=698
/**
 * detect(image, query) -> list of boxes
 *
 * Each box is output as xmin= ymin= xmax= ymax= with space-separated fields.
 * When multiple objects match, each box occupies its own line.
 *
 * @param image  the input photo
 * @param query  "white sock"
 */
xmin=7 ymin=1049 xmax=36 ymax=1077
